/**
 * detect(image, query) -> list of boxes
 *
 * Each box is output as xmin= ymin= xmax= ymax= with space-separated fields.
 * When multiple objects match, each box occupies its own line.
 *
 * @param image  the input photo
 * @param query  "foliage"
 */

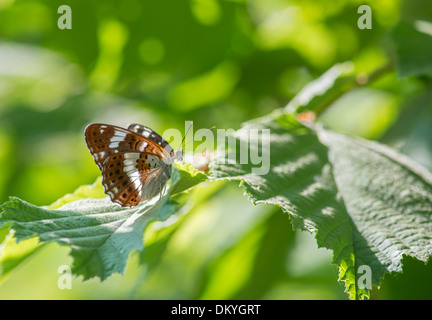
xmin=212 ymin=111 xmax=432 ymax=299
xmin=1 ymin=0 xmax=432 ymax=300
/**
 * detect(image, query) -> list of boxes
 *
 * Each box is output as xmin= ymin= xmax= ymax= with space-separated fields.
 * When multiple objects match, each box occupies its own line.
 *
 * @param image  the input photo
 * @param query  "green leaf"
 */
xmin=317 ymin=128 xmax=432 ymax=295
xmin=0 ymin=177 xmax=107 ymax=282
xmin=0 ymin=164 xmax=207 ymax=280
xmin=391 ymin=20 xmax=432 ymax=78
xmin=48 ymin=177 xmax=106 ymax=210
xmin=209 ymin=111 xmax=432 ymax=299
xmin=168 ymin=163 xmax=208 ymax=196
xmin=0 ymin=232 xmax=43 ymax=283
xmin=284 ymin=62 xmax=356 ymax=115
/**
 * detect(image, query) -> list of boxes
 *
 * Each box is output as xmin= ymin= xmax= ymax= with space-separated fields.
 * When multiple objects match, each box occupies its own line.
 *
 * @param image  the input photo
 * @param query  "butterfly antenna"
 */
xmin=182 ymin=126 xmax=216 ymax=149
xmin=179 ymin=121 xmax=193 ymax=150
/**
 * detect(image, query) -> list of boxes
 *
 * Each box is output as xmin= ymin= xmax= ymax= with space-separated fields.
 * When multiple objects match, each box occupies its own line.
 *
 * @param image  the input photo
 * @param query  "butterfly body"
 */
xmin=85 ymin=123 xmax=182 ymax=207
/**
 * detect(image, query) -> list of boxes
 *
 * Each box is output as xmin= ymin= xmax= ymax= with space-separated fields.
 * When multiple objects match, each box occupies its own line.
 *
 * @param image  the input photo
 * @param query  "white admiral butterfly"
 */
xmin=85 ymin=123 xmax=184 ymax=207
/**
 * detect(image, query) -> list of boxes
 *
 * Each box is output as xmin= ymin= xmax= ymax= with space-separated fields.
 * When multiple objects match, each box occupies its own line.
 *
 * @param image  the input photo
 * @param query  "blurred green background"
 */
xmin=1 ymin=0 xmax=432 ymax=299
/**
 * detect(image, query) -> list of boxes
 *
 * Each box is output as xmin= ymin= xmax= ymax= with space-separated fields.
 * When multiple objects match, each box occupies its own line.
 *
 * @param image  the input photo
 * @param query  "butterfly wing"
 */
xmin=85 ymin=123 xmax=173 ymax=207
xmin=127 ymin=123 xmax=174 ymax=157
xmin=85 ymin=123 xmax=173 ymax=169
xmin=99 ymin=152 xmax=171 ymax=206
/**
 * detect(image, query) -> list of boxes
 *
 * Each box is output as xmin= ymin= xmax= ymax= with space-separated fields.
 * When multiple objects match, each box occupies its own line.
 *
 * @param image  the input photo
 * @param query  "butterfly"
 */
xmin=84 ymin=123 xmax=185 ymax=207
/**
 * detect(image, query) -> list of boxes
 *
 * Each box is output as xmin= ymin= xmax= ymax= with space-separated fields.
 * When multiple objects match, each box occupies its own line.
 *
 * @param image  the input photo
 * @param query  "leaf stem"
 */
xmin=314 ymin=60 xmax=395 ymax=117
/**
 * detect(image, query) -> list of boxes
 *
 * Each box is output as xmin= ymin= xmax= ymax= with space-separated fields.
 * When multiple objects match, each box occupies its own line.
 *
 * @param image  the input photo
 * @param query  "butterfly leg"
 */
xmin=159 ymin=182 xmax=163 ymax=201
xmin=163 ymin=182 xmax=167 ymax=197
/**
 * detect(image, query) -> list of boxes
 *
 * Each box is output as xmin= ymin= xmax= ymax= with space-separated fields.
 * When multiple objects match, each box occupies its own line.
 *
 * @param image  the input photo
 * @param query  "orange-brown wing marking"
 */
xmin=101 ymin=152 xmax=160 ymax=207
xmin=85 ymin=123 xmax=168 ymax=169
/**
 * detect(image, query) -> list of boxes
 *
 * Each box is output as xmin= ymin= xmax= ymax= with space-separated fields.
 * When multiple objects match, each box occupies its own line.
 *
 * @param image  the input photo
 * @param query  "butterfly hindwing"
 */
xmin=102 ymin=152 xmax=171 ymax=206
xmin=102 ymin=152 xmax=139 ymax=206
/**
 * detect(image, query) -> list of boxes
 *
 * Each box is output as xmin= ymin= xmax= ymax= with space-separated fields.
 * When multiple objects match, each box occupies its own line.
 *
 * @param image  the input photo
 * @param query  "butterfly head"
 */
xmin=174 ymin=148 xmax=184 ymax=162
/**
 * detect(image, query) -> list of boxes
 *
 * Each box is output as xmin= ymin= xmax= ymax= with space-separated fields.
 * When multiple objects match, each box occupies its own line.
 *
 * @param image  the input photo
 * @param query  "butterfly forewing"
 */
xmin=85 ymin=124 xmax=172 ymax=169
xmin=85 ymin=123 xmax=174 ymax=207
xmin=128 ymin=123 xmax=174 ymax=157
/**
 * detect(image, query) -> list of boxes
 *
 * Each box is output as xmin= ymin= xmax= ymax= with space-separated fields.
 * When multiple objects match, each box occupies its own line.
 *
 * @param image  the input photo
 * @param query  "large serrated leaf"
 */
xmin=0 ymin=164 xmax=207 ymax=280
xmin=209 ymin=111 xmax=432 ymax=299
xmin=318 ymin=128 xmax=432 ymax=280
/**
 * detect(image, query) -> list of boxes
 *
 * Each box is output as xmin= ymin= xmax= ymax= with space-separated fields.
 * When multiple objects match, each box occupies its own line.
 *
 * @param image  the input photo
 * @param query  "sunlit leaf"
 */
xmin=210 ymin=110 xmax=432 ymax=299
xmin=0 ymin=164 xmax=207 ymax=280
xmin=285 ymin=62 xmax=356 ymax=115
